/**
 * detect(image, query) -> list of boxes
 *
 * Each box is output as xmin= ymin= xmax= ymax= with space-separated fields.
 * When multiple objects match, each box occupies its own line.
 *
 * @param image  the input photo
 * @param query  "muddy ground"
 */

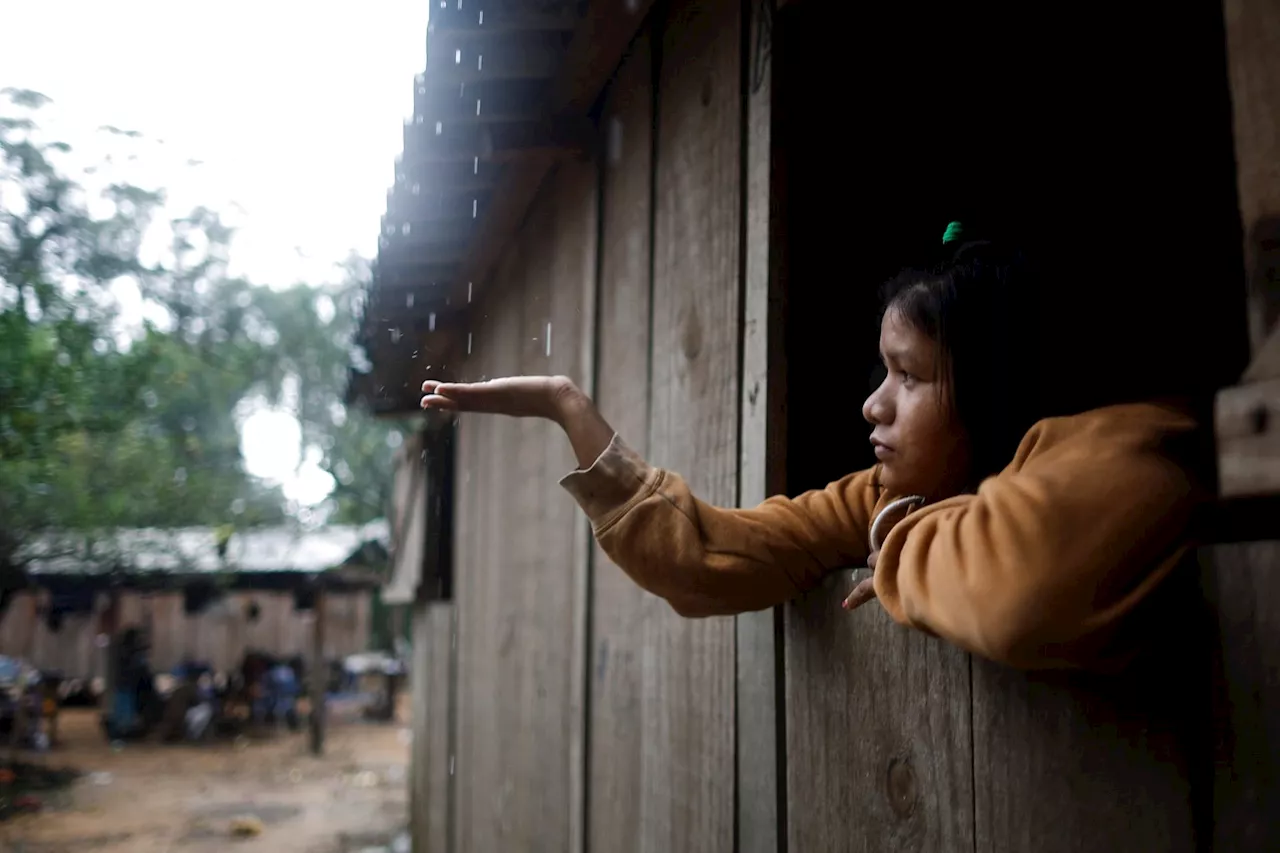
xmin=0 ymin=702 xmax=409 ymax=853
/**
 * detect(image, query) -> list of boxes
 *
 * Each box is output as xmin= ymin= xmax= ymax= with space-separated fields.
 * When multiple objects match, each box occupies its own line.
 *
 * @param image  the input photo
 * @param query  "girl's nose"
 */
xmin=863 ymin=382 xmax=889 ymax=425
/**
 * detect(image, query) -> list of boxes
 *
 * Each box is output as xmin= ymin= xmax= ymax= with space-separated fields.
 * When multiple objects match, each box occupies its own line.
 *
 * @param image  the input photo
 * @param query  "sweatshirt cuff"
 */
xmin=558 ymin=434 xmax=658 ymax=527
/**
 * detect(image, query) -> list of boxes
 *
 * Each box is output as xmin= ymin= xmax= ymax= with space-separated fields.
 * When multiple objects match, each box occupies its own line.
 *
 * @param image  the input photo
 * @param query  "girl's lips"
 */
xmin=873 ymin=443 xmax=894 ymax=461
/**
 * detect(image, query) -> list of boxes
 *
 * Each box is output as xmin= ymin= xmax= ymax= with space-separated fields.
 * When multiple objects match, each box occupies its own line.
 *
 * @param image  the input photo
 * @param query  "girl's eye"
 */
xmin=899 ymin=371 xmax=915 ymax=387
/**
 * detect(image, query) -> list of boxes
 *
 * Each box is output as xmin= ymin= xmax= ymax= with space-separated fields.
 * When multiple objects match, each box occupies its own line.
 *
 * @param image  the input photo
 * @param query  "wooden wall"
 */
xmin=447 ymin=155 xmax=597 ymax=853
xmin=1205 ymin=1 xmax=1280 ymax=849
xmin=405 ymin=0 xmax=1280 ymax=851
xmin=0 ymin=589 xmax=371 ymax=676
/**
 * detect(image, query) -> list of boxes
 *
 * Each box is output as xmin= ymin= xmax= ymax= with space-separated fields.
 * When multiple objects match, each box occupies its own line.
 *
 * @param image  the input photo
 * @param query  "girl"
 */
xmin=419 ymin=224 xmax=1205 ymax=672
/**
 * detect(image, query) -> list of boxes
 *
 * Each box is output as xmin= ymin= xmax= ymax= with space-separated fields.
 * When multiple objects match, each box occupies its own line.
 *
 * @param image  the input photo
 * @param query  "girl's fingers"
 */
xmin=842 ymin=577 xmax=877 ymax=611
xmin=420 ymin=394 xmax=459 ymax=410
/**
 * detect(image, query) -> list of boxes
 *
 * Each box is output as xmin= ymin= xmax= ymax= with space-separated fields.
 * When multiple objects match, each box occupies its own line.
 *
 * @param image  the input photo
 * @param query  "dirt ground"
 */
xmin=0 ymin=701 xmax=410 ymax=853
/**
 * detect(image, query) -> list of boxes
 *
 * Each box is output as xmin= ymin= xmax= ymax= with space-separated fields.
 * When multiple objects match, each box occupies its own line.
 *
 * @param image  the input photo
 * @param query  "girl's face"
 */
xmin=862 ymin=308 xmax=971 ymax=500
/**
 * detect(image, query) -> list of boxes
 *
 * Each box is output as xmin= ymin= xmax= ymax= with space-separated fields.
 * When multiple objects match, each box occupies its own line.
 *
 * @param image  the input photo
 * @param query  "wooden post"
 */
xmin=100 ymin=590 xmax=120 ymax=715
xmin=1207 ymin=2 xmax=1280 ymax=849
xmin=389 ymin=603 xmax=405 ymax=649
xmin=736 ymin=0 xmax=784 ymax=851
xmin=309 ymin=587 xmax=327 ymax=756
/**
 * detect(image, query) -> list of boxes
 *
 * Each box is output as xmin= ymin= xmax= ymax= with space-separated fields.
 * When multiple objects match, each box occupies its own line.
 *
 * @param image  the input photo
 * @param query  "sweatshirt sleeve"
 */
xmin=872 ymin=404 xmax=1203 ymax=670
xmin=559 ymin=434 xmax=879 ymax=616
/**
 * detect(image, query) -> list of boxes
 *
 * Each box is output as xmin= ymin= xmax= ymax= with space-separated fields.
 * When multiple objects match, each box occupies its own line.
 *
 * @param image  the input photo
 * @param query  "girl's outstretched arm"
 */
xmin=422 ymin=376 xmax=879 ymax=615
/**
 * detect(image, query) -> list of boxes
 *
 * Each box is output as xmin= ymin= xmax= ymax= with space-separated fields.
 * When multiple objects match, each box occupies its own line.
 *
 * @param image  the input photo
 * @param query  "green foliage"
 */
xmin=0 ymin=90 xmax=407 ymax=580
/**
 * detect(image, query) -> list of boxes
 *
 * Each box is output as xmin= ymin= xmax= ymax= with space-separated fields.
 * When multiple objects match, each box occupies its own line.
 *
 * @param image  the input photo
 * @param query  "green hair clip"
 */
xmin=942 ymin=221 xmax=965 ymax=245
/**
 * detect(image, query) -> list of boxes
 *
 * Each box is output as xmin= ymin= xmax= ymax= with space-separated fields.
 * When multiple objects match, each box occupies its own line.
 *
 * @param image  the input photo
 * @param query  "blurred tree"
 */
xmin=244 ymin=261 xmax=410 ymax=526
xmin=1 ymin=90 xmax=405 ymax=583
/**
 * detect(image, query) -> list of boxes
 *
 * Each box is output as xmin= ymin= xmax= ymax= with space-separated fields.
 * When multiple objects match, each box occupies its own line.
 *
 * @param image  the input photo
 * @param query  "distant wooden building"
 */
xmin=0 ymin=523 xmax=386 ymax=677
xmin=356 ymin=1 xmax=1280 ymax=851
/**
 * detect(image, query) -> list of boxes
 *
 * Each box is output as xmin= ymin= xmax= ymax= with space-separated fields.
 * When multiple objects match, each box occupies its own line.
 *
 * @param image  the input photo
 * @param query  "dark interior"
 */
xmin=423 ymin=417 xmax=456 ymax=602
xmin=776 ymin=0 xmax=1249 ymax=495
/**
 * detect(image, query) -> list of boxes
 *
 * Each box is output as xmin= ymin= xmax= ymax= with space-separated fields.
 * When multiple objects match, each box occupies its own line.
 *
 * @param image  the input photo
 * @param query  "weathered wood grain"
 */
xmin=1243 ymin=322 xmax=1280 ymax=383
xmin=1202 ymin=543 xmax=1280 ymax=851
xmin=411 ymin=601 xmax=454 ymax=853
xmin=971 ymin=653 xmax=1201 ymax=853
xmin=786 ymin=573 xmax=974 ymax=853
xmin=451 ymin=166 xmax=597 ymax=851
xmin=737 ymin=0 xmax=783 ymax=849
xmin=544 ymin=159 xmax=599 ymax=853
xmin=454 ymin=254 xmax=525 ymax=853
xmin=1224 ymin=0 xmax=1280 ymax=351
xmin=1208 ymin=4 xmax=1280 ymax=851
xmin=588 ymin=31 xmax=656 ymax=853
xmin=645 ymin=0 xmax=742 ymax=849
xmin=1217 ymin=377 xmax=1280 ymax=497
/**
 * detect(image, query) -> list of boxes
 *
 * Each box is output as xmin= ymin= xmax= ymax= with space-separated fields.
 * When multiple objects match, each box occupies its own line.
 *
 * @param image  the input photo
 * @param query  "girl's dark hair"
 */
xmin=881 ymin=236 xmax=1044 ymax=488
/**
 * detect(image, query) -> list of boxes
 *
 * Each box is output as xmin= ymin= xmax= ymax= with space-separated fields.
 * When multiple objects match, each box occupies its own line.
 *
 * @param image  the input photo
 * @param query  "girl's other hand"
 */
xmin=843 ymin=551 xmax=879 ymax=610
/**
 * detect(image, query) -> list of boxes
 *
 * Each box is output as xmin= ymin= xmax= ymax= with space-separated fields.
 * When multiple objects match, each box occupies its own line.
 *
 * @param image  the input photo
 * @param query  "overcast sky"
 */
xmin=0 ymin=1 xmax=430 ymax=510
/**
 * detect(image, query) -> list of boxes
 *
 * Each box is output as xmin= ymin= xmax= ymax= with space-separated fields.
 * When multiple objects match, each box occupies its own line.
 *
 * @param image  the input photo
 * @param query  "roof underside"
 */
xmin=350 ymin=0 xmax=653 ymax=415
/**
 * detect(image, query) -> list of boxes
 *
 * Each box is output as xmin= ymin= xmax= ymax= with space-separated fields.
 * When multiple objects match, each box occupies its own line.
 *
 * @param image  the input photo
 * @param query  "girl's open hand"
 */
xmin=421 ymin=375 xmax=580 ymax=421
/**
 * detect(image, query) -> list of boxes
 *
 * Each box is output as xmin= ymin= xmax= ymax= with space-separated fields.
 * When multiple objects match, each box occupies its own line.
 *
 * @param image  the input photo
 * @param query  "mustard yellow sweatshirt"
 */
xmin=559 ymin=402 xmax=1203 ymax=670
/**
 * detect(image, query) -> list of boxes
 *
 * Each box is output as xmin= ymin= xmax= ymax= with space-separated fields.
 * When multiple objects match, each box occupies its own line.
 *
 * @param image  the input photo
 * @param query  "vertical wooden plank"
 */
xmin=736 ymin=0 xmax=783 ymax=850
xmin=970 ymin=645 xmax=1200 ymax=853
xmin=511 ymin=199 xmax=568 ymax=850
xmin=410 ymin=601 xmax=432 ymax=851
xmin=412 ymin=601 xmax=454 ymax=853
xmin=1210 ymin=5 xmax=1280 ymax=849
xmin=149 ymin=593 xmax=180 ymax=672
xmin=546 ymin=159 xmax=599 ymax=853
xmin=309 ymin=589 xmax=327 ymax=755
xmin=355 ymin=593 xmax=371 ymax=652
xmin=446 ymin=412 xmax=472 ymax=853
xmin=454 ymin=253 xmax=529 ymax=853
xmin=589 ymin=32 xmax=655 ymax=853
xmin=1225 ymin=0 xmax=1280 ymax=350
xmin=1203 ymin=542 xmax=1280 ymax=850
xmin=786 ymin=575 xmax=974 ymax=853
xmin=453 ymin=282 xmax=491 ymax=853
xmin=452 ymin=320 xmax=479 ymax=853
xmin=647 ymin=0 xmax=741 ymax=849
xmin=25 ymin=590 xmax=46 ymax=667
xmin=451 ymin=169 xmax=596 ymax=852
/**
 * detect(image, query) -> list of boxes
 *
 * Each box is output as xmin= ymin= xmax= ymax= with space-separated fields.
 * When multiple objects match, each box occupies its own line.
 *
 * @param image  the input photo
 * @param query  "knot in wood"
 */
xmin=885 ymin=756 xmax=918 ymax=819
xmin=681 ymin=303 xmax=703 ymax=361
xmin=1250 ymin=403 xmax=1269 ymax=435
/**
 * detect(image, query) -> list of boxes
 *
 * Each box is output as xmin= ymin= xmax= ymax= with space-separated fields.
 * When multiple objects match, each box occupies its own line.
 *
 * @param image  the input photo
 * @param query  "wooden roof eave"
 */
xmin=352 ymin=0 xmax=657 ymax=415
